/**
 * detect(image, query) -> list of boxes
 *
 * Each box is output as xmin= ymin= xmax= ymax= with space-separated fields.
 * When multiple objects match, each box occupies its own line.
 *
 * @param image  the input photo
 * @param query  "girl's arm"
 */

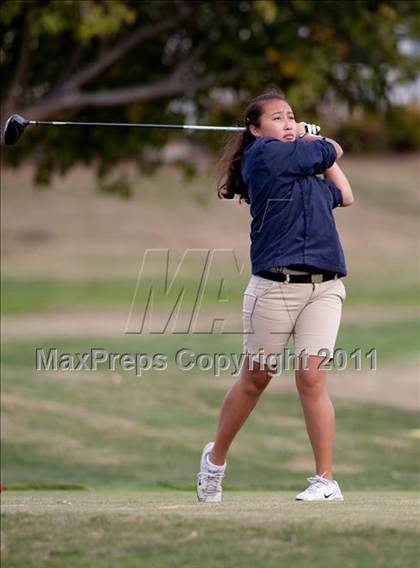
xmin=296 ymin=123 xmax=352 ymax=205
xmin=324 ymin=162 xmax=354 ymax=207
xmin=304 ymin=134 xmax=343 ymax=159
xmin=297 ymin=123 xmax=343 ymax=159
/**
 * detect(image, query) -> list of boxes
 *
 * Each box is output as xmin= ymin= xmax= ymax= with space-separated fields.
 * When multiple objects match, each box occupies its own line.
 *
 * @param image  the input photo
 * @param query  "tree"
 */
xmin=1 ymin=0 xmax=419 ymax=191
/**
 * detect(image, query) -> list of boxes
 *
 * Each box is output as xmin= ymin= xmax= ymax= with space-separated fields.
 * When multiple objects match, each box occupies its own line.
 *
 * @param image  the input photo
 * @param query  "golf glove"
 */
xmin=299 ymin=123 xmax=321 ymax=138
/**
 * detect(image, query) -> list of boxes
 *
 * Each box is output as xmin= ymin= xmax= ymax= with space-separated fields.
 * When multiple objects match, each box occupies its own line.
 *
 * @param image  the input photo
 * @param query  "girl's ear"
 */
xmin=250 ymin=125 xmax=260 ymax=138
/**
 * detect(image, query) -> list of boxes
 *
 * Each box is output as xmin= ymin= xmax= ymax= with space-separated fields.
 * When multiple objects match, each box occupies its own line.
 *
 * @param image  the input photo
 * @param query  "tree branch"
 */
xmin=170 ymin=41 xmax=210 ymax=83
xmin=55 ymin=43 xmax=85 ymax=85
xmin=58 ymin=6 xmax=193 ymax=91
xmin=17 ymin=67 xmax=241 ymax=119
xmin=2 ymin=9 xmax=30 ymax=120
xmin=16 ymin=36 xmax=224 ymax=119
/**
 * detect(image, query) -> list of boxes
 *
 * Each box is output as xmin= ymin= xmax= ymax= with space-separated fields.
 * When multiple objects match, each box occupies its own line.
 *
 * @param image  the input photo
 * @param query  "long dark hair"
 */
xmin=216 ymin=90 xmax=286 ymax=205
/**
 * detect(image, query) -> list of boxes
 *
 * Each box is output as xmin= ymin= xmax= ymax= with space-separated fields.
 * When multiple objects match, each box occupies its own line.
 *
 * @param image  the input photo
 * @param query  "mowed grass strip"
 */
xmin=2 ymin=491 xmax=419 ymax=568
xmin=2 ymin=350 xmax=419 ymax=491
xmin=2 ymin=274 xmax=420 ymax=315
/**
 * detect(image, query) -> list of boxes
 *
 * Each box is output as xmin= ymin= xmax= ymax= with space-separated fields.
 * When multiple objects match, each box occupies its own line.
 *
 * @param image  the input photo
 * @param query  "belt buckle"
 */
xmin=311 ymin=274 xmax=323 ymax=284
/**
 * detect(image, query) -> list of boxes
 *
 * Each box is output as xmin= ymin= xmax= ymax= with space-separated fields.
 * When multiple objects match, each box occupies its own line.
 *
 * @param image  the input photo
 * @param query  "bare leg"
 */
xmin=295 ymin=355 xmax=335 ymax=480
xmin=209 ymin=356 xmax=273 ymax=465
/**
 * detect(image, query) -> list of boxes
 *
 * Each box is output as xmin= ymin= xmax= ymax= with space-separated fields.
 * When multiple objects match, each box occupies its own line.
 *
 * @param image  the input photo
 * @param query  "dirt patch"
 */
xmin=267 ymin=358 xmax=420 ymax=411
xmin=282 ymin=456 xmax=365 ymax=474
xmin=196 ymin=356 xmax=419 ymax=411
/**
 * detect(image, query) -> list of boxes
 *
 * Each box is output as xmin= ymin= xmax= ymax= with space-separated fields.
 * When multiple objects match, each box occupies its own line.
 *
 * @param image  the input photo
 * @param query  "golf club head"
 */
xmin=3 ymin=114 xmax=28 ymax=145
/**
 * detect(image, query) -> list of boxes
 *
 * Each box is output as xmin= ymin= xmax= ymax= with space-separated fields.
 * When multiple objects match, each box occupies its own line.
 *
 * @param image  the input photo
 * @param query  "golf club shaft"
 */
xmin=27 ymin=120 xmax=245 ymax=132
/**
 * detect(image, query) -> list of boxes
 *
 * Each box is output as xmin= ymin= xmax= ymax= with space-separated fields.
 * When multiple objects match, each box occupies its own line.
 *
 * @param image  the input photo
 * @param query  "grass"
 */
xmin=346 ymin=163 xmax=419 ymax=217
xmin=1 ymin=157 xmax=419 ymax=566
xmin=2 ymin=273 xmax=420 ymax=315
xmin=2 ymin=343 xmax=419 ymax=491
xmin=2 ymin=310 xmax=419 ymax=374
xmin=2 ymin=491 xmax=419 ymax=568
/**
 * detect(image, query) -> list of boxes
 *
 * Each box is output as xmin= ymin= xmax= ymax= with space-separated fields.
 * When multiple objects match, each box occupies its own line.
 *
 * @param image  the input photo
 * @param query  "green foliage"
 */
xmin=1 ymin=0 xmax=419 ymax=193
xmin=385 ymin=104 xmax=420 ymax=151
xmin=334 ymin=105 xmax=420 ymax=153
xmin=0 ymin=0 xmax=136 ymax=40
xmin=335 ymin=115 xmax=390 ymax=154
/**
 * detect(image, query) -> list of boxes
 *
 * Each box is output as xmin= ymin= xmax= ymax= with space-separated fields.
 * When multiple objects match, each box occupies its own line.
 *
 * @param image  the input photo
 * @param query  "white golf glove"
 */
xmin=298 ymin=123 xmax=321 ymax=138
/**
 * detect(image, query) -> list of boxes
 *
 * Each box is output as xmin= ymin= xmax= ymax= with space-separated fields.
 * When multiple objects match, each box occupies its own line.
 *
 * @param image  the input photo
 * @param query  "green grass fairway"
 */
xmin=2 ymin=341 xmax=419 ymax=492
xmin=2 ymin=273 xmax=419 ymax=315
xmin=2 ymin=157 xmax=419 ymax=567
xmin=2 ymin=491 xmax=419 ymax=568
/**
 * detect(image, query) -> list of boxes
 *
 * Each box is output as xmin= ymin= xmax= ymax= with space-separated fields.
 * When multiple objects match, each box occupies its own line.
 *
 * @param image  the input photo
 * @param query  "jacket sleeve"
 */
xmin=324 ymin=179 xmax=343 ymax=209
xmin=263 ymin=137 xmax=337 ymax=178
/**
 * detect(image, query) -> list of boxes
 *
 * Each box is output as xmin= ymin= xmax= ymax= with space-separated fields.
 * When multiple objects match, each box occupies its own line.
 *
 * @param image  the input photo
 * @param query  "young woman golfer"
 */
xmin=196 ymin=90 xmax=354 ymax=503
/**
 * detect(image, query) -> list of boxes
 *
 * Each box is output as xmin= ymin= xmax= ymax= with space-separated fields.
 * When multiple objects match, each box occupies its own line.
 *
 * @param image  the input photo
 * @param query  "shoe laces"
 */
xmin=306 ymin=472 xmax=332 ymax=492
xmin=197 ymin=471 xmax=224 ymax=494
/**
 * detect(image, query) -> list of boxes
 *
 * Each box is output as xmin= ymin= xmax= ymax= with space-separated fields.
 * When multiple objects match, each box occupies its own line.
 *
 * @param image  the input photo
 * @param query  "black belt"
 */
xmin=256 ymin=270 xmax=340 ymax=283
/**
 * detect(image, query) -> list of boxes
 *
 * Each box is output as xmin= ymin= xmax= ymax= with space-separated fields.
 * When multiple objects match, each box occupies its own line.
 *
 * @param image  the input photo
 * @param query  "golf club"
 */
xmin=3 ymin=113 xmax=246 ymax=146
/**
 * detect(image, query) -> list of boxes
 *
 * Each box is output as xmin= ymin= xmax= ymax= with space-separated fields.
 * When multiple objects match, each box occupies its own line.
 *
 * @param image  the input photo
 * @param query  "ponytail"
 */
xmin=216 ymin=89 xmax=286 ymax=205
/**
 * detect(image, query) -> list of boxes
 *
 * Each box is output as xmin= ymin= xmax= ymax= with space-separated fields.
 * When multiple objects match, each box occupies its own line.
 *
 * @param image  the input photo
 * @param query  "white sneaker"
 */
xmin=295 ymin=472 xmax=344 ymax=501
xmin=196 ymin=442 xmax=226 ymax=503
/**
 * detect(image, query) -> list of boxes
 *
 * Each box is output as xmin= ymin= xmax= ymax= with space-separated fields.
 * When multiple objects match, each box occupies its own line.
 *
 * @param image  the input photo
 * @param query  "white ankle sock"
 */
xmin=206 ymin=453 xmax=226 ymax=470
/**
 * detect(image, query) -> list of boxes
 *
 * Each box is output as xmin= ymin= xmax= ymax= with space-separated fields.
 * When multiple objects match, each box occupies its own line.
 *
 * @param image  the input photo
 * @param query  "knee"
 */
xmin=295 ymin=370 xmax=326 ymax=398
xmin=241 ymin=367 xmax=272 ymax=397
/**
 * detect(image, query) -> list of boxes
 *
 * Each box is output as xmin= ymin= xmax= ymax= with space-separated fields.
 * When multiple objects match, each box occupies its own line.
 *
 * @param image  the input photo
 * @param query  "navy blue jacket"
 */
xmin=241 ymin=136 xmax=347 ymax=277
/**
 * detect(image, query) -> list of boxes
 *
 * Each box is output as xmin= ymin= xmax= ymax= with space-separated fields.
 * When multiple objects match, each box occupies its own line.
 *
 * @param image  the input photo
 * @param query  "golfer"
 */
xmin=197 ymin=90 xmax=354 ymax=502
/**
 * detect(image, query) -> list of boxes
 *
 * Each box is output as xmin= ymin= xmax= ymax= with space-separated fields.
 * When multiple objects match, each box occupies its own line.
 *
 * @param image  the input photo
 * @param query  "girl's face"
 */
xmin=250 ymin=99 xmax=297 ymax=142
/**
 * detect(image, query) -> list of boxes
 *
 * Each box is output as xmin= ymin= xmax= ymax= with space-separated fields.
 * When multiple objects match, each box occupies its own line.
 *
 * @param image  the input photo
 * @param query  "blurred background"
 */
xmin=1 ymin=0 xmax=419 ymax=499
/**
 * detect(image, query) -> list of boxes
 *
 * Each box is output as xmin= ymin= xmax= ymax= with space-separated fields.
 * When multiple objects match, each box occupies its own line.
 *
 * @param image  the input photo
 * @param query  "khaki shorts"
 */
xmin=242 ymin=274 xmax=347 ymax=368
